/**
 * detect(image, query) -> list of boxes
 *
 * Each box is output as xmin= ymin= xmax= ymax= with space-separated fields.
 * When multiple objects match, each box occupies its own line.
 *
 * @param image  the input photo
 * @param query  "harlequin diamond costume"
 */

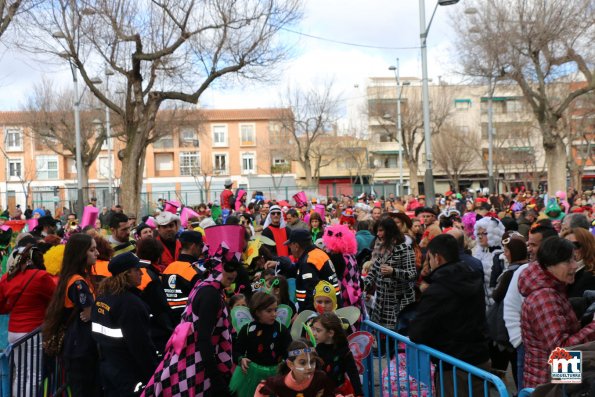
xmin=142 ymin=226 xmax=245 ymax=397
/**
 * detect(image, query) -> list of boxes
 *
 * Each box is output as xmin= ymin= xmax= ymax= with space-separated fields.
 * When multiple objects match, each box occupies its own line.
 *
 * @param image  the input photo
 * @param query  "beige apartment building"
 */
xmin=366 ymin=77 xmax=554 ymax=195
xmin=0 ymin=108 xmax=297 ymax=213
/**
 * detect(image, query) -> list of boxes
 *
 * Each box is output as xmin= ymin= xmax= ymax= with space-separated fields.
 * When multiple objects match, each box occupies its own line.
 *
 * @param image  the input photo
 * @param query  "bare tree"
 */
xmin=368 ymin=84 xmax=453 ymax=195
xmin=276 ymin=83 xmax=341 ymax=186
xmin=17 ymin=0 xmax=302 ymax=215
xmin=337 ymin=135 xmax=372 ymax=189
xmin=23 ymin=78 xmax=108 ymax=203
xmin=563 ymin=92 xmax=595 ymax=191
xmin=0 ymin=0 xmax=24 ymax=39
xmin=454 ymin=0 xmax=595 ymax=194
xmin=432 ymin=124 xmax=478 ymax=191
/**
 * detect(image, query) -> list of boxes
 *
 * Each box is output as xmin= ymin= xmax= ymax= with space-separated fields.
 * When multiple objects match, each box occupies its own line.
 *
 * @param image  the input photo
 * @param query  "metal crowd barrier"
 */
xmin=0 ymin=327 xmax=69 ymax=397
xmin=362 ymin=320 xmax=510 ymax=397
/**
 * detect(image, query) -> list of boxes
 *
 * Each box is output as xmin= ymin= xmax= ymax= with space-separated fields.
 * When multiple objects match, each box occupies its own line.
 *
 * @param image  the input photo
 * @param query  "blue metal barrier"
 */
xmin=3 ymin=328 xmax=69 ymax=397
xmin=518 ymin=388 xmax=534 ymax=397
xmin=362 ymin=320 xmax=510 ymax=397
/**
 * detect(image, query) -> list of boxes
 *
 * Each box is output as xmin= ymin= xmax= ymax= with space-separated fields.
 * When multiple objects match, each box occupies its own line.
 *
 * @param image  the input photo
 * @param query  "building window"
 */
xmin=5 ymin=128 xmax=23 ymax=151
xmin=241 ymin=152 xmax=256 ymax=174
xmin=154 ymin=153 xmax=174 ymax=171
xmin=240 ymin=124 xmax=256 ymax=146
xmin=8 ymin=159 xmax=22 ymax=178
xmin=154 ymin=134 xmax=174 ymax=149
xmin=97 ymin=157 xmax=109 ymax=179
xmin=36 ymin=155 xmax=59 ymax=180
xmin=271 ymin=157 xmax=290 ymax=173
xmin=213 ymin=154 xmax=228 ymax=174
xmin=180 ymin=152 xmax=200 ymax=176
xmin=213 ymin=125 xmax=228 ymax=147
xmin=454 ymin=99 xmax=471 ymax=110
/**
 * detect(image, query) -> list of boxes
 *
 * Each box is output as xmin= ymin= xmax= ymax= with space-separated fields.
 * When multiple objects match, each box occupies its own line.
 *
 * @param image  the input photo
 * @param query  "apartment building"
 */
xmin=0 ymin=108 xmax=296 ymax=213
xmin=366 ymin=77 xmax=553 ymax=194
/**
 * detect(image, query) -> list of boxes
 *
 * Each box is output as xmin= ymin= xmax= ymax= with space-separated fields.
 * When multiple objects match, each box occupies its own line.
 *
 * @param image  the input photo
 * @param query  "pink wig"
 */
xmin=462 ymin=211 xmax=477 ymax=239
xmin=322 ymin=224 xmax=357 ymax=255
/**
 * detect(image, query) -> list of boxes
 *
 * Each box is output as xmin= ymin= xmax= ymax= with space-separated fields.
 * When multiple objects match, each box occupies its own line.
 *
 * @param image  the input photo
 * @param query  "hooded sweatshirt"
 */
xmin=409 ymin=260 xmax=490 ymax=366
xmin=519 ymin=262 xmax=595 ymax=388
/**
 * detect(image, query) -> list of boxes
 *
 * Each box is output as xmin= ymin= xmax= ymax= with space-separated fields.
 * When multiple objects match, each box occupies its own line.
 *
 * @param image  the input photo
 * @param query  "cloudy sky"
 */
xmin=0 ymin=0 xmax=463 ymax=111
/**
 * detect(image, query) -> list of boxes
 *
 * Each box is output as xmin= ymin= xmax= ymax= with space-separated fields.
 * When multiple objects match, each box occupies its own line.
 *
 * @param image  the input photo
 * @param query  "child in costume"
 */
xmin=268 ymin=275 xmax=296 ymax=312
xmin=322 ymin=224 xmax=362 ymax=308
xmin=255 ymin=340 xmax=334 ymax=397
xmin=230 ymin=292 xmax=292 ymax=397
xmin=311 ymin=312 xmax=363 ymax=396
xmin=291 ymin=280 xmax=359 ymax=338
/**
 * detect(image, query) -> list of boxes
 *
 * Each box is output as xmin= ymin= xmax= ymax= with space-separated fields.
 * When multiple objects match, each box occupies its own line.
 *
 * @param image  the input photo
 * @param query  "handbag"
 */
xmin=42 ymin=307 xmax=78 ymax=357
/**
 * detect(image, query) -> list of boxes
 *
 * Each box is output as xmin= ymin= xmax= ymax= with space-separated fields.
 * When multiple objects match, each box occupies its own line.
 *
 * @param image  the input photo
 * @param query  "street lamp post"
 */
xmin=105 ymin=67 xmax=114 ymax=208
xmin=52 ymin=32 xmax=101 ymax=217
xmin=419 ymin=0 xmax=460 ymax=206
xmin=389 ymin=61 xmax=410 ymax=197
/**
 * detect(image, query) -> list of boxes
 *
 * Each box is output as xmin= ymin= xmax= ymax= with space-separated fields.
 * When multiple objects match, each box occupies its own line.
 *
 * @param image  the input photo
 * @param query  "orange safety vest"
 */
xmin=92 ymin=260 xmax=111 ymax=278
xmin=162 ymin=261 xmax=199 ymax=309
xmin=64 ymin=274 xmax=95 ymax=309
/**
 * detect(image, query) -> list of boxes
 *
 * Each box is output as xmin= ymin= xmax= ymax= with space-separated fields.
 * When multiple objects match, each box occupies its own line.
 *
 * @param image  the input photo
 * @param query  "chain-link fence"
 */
xmin=28 ymin=183 xmax=403 ymax=216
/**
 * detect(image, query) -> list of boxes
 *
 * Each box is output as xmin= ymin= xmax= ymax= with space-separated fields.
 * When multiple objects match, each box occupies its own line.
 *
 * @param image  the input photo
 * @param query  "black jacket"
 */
xmin=409 ymin=260 xmax=489 ymax=366
xmin=91 ymin=289 xmax=159 ymax=392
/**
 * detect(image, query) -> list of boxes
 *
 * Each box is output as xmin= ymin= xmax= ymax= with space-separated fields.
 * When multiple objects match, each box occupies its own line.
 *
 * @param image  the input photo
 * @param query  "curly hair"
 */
xmin=322 ymin=224 xmax=357 ymax=254
xmin=97 ymin=271 xmax=132 ymax=297
xmin=474 ymin=216 xmax=505 ymax=248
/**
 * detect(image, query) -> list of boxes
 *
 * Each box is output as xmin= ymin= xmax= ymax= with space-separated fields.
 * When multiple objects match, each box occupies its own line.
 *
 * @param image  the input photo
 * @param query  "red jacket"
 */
xmin=220 ymin=189 xmax=233 ymax=210
xmin=0 ymin=269 xmax=56 ymax=333
xmin=519 ymin=262 xmax=595 ymax=387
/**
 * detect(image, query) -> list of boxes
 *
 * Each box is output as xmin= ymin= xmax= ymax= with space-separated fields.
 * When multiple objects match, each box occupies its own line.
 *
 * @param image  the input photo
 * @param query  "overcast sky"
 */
xmin=0 ymin=0 xmax=463 ymax=111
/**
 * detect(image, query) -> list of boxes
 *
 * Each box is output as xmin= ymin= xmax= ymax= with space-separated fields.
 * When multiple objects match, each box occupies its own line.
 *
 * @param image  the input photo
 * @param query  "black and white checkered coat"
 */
xmin=364 ymin=236 xmax=417 ymax=330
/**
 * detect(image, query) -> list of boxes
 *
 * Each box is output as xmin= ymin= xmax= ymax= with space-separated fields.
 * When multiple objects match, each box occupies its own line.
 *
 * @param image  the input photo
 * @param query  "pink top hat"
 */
xmin=293 ymin=191 xmax=307 ymax=207
xmin=205 ymin=225 xmax=246 ymax=261
xmin=180 ymin=207 xmax=200 ymax=228
xmin=164 ymin=200 xmax=181 ymax=214
xmin=80 ymin=206 xmax=99 ymax=228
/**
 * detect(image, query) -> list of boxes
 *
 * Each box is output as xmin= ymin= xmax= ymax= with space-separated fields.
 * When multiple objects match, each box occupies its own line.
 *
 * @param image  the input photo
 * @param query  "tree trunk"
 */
xmin=543 ymin=135 xmax=567 ymax=195
xmin=408 ymin=160 xmax=419 ymax=196
xmin=303 ymin=160 xmax=313 ymax=186
xmin=119 ymin=126 xmax=150 ymax=217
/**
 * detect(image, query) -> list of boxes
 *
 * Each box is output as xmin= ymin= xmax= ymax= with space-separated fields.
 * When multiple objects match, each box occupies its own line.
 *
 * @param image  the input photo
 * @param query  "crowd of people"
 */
xmin=0 ymin=184 xmax=594 ymax=396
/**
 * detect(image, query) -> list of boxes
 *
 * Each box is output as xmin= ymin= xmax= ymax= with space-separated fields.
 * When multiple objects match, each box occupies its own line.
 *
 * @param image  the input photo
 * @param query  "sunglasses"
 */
xmin=270 ymin=212 xmax=281 ymax=216
xmin=477 ymin=232 xmax=488 ymax=236
xmin=572 ymin=241 xmax=582 ymax=250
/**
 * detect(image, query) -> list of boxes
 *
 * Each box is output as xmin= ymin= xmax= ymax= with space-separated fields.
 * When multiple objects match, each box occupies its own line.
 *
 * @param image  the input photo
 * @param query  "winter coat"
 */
xmin=409 ymin=260 xmax=490 ymax=366
xmin=519 ymin=262 xmax=595 ymax=388
xmin=364 ymin=236 xmax=417 ymax=330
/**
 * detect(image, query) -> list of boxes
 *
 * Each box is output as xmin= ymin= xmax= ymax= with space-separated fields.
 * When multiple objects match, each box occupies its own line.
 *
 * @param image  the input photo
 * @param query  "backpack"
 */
xmin=486 ymin=263 xmax=521 ymax=347
xmin=228 ymin=192 xmax=236 ymax=209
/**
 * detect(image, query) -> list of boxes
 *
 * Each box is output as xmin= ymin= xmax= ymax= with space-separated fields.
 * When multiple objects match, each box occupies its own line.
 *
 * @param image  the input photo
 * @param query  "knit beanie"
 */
xmin=314 ymin=281 xmax=337 ymax=311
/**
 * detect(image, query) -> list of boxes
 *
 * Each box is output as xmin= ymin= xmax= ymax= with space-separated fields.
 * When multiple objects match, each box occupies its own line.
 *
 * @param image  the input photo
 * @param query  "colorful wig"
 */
xmin=43 ymin=244 xmax=65 ymax=276
xmin=474 ymin=216 xmax=505 ymax=248
xmin=322 ymin=224 xmax=357 ymax=255
xmin=462 ymin=211 xmax=477 ymax=239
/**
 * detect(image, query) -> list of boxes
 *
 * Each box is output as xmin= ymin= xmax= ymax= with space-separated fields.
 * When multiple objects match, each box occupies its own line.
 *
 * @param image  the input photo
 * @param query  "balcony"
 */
xmin=271 ymin=164 xmax=291 ymax=174
xmin=368 ymin=141 xmax=401 ymax=154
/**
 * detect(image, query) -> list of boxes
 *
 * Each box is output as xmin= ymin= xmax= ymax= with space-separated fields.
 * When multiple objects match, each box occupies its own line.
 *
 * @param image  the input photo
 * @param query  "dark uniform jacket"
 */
xmin=161 ymin=253 xmax=202 ymax=322
xmin=409 ymin=260 xmax=490 ymax=367
xmin=279 ymin=246 xmax=340 ymax=312
xmin=91 ymin=288 xmax=158 ymax=395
